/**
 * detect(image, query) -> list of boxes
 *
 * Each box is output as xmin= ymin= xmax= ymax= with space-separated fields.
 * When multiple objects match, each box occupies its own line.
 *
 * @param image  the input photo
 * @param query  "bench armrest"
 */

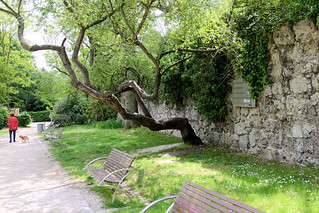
xmin=83 ymin=157 xmax=109 ymax=171
xmin=98 ymin=167 xmax=132 ymax=185
xmin=140 ymin=196 xmax=176 ymax=213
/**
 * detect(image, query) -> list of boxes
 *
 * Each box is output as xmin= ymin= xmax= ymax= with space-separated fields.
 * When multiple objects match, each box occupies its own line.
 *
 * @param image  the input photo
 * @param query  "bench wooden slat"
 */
xmin=186 ymin=181 xmax=263 ymax=213
xmin=170 ymin=181 xmax=264 ymax=213
xmin=171 ymin=202 xmax=189 ymax=213
xmin=111 ymin=148 xmax=135 ymax=158
xmin=180 ymin=185 xmax=248 ymax=212
xmin=176 ymin=192 xmax=229 ymax=213
xmin=141 ymin=180 xmax=265 ymax=213
xmin=104 ymin=159 xmax=129 ymax=179
xmin=106 ymin=154 xmax=134 ymax=167
xmin=109 ymin=148 xmax=135 ymax=161
xmin=174 ymin=200 xmax=205 ymax=213
xmin=105 ymin=157 xmax=128 ymax=168
xmin=86 ymin=167 xmax=119 ymax=183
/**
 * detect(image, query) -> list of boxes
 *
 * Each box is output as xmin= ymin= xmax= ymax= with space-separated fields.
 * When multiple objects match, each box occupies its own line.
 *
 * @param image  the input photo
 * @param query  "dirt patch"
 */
xmin=161 ymin=144 xmax=209 ymax=157
xmin=156 ymin=159 xmax=175 ymax=165
xmin=134 ymin=143 xmax=183 ymax=153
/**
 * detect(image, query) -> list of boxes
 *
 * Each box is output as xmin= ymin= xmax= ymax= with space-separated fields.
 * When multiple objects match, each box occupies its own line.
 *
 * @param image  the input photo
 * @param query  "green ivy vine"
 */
xmin=161 ymin=0 xmax=319 ymax=122
xmin=162 ymin=52 xmax=232 ymax=122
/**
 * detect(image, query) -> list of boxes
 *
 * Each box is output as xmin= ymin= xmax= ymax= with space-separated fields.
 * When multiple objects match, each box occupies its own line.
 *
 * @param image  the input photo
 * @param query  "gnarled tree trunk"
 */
xmin=122 ymin=92 xmax=139 ymax=130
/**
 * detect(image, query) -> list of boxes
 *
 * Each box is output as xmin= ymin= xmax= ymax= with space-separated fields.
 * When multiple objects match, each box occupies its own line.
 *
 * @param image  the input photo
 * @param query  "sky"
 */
xmin=24 ymin=8 xmax=167 ymax=71
xmin=25 ymin=31 xmax=49 ymax=70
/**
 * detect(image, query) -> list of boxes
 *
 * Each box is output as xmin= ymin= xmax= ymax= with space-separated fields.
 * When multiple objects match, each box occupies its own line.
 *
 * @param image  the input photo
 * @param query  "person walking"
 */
xmin=8 ymin=113 xmax=18 ymax=143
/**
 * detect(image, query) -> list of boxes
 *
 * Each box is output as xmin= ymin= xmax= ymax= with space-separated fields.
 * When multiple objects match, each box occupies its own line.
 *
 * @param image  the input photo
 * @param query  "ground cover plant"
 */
xmin=48 ymin=124 xmax=319 ymax=212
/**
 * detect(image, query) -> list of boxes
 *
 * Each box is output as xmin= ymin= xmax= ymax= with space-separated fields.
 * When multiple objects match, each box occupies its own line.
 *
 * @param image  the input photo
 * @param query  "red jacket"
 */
xmin=8 ymin=116 xmax=18 ymax=131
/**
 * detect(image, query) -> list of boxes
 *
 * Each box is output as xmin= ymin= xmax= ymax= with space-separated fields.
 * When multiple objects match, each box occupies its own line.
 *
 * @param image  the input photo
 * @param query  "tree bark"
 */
xmin=122 ymin=91 xmax=140 ymax=129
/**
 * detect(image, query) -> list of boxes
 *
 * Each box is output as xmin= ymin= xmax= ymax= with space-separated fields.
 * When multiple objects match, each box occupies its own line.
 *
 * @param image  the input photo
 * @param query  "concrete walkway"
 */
xmin=0 ymin=122 xmax=108 ymax=213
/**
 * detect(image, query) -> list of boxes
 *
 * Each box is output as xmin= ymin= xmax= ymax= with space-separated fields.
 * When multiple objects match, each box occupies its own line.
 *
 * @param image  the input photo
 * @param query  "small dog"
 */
xmin=19 ymin=135 xmax=30 ymax=143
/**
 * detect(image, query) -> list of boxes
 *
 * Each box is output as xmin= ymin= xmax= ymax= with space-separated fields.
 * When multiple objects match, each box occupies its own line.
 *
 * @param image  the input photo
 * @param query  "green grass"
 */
xmin=0 ymin=129 xmax=7 ymax=136
xmin=47 ymin=124 xmax=319 ymax=213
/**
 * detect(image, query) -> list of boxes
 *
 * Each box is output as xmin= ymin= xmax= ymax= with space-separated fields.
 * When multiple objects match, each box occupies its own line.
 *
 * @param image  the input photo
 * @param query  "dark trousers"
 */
xmin=9 ymin=130 xmax=16 ymax=142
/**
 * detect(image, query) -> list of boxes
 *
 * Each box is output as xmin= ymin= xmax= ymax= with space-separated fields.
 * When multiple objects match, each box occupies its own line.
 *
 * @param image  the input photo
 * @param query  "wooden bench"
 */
xmin=83 ymin=148 xmax=136 ymax=203
xmin=47 ymin=128 xmax=66 ymax=146
xmin=42 ymin=124 xmax=58 ymax=136
xmin=141 ymin=180 xmax=265 ymax=213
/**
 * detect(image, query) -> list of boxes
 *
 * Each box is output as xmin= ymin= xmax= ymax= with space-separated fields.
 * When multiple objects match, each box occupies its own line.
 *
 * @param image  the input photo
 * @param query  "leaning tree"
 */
xmin=0 ymin=0 xmax=233 ymax=145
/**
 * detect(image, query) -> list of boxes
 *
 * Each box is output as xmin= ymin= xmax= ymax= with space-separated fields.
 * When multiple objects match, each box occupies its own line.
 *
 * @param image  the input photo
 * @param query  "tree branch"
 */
xmin=62 ymin=0 xmax=74 ymax=13
xmin=120 ymin=5 xmax=135 ymax=35
xmin=116 ymin=86 xmax=152 ymax=118
xmin=56 ymin=67 xmax=70 ymax=76
xmin=0 ymin=0 xmax=17 ymax=16
xmin=135 ymin=40 xmax=160 ymax=69
xmin=161 ymin=54 xmax=193 ymax=76
xmin=227 ymin=0 xmax=238 ymax=26
xmin=72 ymin=27 xmax=92 ymax=87
xmin=0 ymin=7 xmax=15 ymax=16
xmin=57 ymin=46 xmax=112 ymax=100
xmin=61 ymin=38 xmax=66 ymax=46
xmin=70 ymin=3 xmax=118 ymax=88
xmin=131 ymin=0 xmax=156 ymax=44
xmin=17 ymin=0 xmax=22 ymax=14
xmin=118 ymin=80 xmax=153 ymax=99
xmin=85 ymin=9 xmax=116 ymax=29
xmin=158 ymin=47 xmax=216 ymax=60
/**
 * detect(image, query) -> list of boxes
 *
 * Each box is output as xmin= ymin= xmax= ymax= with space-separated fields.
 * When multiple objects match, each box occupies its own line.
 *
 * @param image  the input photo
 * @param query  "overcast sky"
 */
xmin=24 ymin=29 xmax=49 ymax=70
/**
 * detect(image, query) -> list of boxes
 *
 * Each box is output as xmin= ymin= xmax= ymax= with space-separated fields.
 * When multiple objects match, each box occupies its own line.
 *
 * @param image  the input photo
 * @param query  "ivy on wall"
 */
xmin=162 ymin=52 xmax=232 ymax=122
xmin=161 ymin=0 xmax=319 ymax=122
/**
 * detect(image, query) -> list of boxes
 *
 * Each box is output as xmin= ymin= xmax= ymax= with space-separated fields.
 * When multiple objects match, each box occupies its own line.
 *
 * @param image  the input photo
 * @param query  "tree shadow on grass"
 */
xmin=130 ymin=144 xmax=319 ymax=212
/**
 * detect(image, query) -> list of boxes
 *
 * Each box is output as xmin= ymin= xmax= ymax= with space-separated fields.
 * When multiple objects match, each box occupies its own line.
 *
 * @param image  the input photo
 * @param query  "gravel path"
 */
xmin=0 ymin=122 xmax=108 ymax=213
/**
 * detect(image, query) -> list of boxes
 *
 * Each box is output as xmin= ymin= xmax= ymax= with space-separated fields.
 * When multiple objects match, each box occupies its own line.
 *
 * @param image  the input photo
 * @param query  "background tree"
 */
xmin=11 ymin=68 xmax=71 ymax=111
xmin=0 ymin=14 xmax=34 ymax=108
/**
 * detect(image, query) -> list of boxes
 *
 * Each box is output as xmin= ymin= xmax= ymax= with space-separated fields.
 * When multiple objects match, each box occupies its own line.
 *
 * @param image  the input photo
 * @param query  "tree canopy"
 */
xmin=0 ymin=0 xmax=318 ymax=144
xmin=0 ymin=13 xmax=34 ymax=108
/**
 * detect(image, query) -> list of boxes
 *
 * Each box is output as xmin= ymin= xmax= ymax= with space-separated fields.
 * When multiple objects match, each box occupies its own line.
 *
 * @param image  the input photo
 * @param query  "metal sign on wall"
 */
xmin=232 ymin=78 xmax=256 ymax=107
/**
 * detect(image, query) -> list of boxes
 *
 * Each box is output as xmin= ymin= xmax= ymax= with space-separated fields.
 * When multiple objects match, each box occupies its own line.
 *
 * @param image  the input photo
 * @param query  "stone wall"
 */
xmin=147 ymin=18 xmax=319 ymax=166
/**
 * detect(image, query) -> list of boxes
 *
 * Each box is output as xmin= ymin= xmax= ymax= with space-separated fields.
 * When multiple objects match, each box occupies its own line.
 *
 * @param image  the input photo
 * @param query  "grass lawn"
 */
xmin=46 ymin=124 xmax=319 ymax=213
xmin=0 ymin=129 xmax=7 ymax=136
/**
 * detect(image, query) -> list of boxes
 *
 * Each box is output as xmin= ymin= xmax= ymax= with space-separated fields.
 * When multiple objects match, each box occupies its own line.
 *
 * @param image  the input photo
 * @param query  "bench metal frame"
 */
xmin=83 ymin=148 xmax=136 ymax=203
xmin=47 ymin=128 xmax=66 ymax=146
xmin=42 ymin=124 xmax=58 ymax=136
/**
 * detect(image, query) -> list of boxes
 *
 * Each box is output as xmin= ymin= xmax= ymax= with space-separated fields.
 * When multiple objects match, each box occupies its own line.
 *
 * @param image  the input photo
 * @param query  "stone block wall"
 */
xmin=147 ymin=18 xmax=319 ymax=166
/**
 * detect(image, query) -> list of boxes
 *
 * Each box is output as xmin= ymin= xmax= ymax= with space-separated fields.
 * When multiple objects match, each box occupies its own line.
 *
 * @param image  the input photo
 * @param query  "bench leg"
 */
xmin=99 ymin=183 xmax=132 ymax=203
xmin=98 ymin=169 xmax=132 ymax=203
xmin=140 ymin=196 xmax=176 ymax=213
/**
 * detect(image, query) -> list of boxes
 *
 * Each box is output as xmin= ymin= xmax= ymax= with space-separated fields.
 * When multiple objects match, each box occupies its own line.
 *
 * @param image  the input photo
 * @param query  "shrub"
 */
xmin=29 ymin=110 xmax=51 ymax=122
xmin=90 ymin=119 xmax=124 ymax=129
xmin=52 ymin=92 xmax=88 ymax=126
xmin=0 ymin=107 xmax=9 ymax=129
xmin=84 ymin=99 xmax=118 ymax=122
xmin=162 ymin=52 xmax=232 ymax=122
xmin=16 ymin=112 xmax=32 ymax=127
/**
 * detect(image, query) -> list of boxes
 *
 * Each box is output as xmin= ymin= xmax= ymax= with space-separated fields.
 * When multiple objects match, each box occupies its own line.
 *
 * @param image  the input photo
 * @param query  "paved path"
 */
xmin=0 ymin=122 xmax=108 ymax=213
xmin=134 ymin=143 xmax=182 ymax=153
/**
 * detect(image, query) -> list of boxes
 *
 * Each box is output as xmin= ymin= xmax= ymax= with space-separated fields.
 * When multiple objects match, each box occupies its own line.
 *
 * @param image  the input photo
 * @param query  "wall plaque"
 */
xmin=232 ymin=78 xmax=256 ymax=107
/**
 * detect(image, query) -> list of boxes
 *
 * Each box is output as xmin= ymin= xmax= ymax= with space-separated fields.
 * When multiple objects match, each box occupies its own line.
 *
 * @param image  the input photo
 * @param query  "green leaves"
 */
xmin=162 ymin=51 xmax=232 ymax=122
xmin=0 ymin=25 xmax=35 ymax=107
xmin=232 ymin=0 xmax=319 ymax=99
